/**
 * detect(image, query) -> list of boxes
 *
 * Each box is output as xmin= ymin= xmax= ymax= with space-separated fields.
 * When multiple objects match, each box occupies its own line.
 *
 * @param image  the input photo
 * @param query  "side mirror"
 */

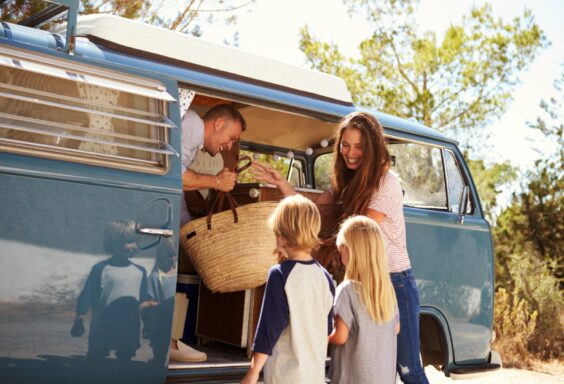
xmin=457 ymin=186 xmax=469 ymax=224
xmin=289 ymin=161 xmax=305 ymax=188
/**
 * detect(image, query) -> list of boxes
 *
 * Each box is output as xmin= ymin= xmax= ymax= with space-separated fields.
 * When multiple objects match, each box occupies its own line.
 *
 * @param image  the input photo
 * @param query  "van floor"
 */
xmin=168 ymin=342 xmax=250 ymax=369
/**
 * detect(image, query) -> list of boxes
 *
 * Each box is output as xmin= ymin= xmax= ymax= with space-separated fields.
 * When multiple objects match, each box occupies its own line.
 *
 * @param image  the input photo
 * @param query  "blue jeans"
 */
xmin=390 ymin=269 xmax=429 ymax=384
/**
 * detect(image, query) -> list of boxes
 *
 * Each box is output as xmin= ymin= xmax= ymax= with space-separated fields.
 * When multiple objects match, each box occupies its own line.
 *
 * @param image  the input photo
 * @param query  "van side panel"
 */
xmin=405 ymin=143 xmax=494 ymax=365
xmin=0 ymin=71 xmax=182 ymax=383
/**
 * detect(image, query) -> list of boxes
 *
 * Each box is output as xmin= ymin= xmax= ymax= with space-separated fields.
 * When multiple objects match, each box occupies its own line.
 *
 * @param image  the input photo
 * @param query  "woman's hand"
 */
xmin=249 ymin=162 xmax=284 ymax=185
xmin=249 ymin=161 xmax=296 ymax=196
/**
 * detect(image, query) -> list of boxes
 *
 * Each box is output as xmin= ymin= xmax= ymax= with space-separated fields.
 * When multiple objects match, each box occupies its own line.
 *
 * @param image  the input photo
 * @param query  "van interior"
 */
xmin=170 ymin=89 xmax=337 ymax=369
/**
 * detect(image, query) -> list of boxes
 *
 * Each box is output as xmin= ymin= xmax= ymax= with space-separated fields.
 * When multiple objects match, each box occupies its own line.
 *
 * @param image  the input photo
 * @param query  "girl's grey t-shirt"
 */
xmin=330 ymin=280 xmax=398 ymax=384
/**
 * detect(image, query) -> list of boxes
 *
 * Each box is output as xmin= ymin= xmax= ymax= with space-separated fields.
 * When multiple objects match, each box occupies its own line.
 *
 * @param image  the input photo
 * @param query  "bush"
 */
xmin=493 ymin=253 xmax=563 ymax=366
xmin=493 ymin=287 xmax=538 ymax=367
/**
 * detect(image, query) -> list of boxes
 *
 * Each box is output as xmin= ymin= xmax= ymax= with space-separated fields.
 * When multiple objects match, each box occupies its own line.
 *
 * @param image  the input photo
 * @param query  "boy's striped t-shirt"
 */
xmin=252 ymin=259 xmax=335 ymax=384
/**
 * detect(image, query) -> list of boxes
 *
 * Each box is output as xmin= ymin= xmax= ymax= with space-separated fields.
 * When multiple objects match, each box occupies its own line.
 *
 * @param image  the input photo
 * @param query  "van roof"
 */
xmin=74 ymin=14 xmax=353 ymax=105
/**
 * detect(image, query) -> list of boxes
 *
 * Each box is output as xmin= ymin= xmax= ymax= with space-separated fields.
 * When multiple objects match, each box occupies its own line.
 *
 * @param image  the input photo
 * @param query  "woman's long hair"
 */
xmin=336 ymin=216 xmax=397 ymax=324
xmin=332 ymin=111 xmax=391 ymax=220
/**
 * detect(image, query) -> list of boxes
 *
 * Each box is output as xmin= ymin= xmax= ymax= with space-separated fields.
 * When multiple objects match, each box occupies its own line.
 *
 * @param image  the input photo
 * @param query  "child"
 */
xmin=241 ymin=194 xmax=335 ymax=384
xmin=71 ymin=220 xmax=149 ymax=368
xmin=143 ymin=237 xmax=178 ymax=365
xmin=329 ymin=215 xmax=399 ymax=384
xmin=143 ymin=237 xmax=207 ymax=364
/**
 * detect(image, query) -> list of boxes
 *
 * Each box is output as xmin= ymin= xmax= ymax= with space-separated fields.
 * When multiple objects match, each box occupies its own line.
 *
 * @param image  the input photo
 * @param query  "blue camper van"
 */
xmin=0 ymin=2 xmax=501 ymax=383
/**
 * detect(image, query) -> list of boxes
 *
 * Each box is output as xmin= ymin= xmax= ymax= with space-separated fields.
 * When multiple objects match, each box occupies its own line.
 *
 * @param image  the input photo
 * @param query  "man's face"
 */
xmin=206 ymin=117 xmax=242 ymax=156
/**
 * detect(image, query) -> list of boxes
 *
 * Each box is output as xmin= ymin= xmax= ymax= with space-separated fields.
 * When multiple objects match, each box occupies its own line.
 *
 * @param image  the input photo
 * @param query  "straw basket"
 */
xmin=180 ymin=195 xmax=278 ymax=293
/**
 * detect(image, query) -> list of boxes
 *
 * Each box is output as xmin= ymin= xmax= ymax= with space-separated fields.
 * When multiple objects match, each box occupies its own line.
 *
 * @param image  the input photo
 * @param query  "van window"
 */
xmin=238 ymin=150 xmax=303 ymax=187
xmin=314 ymin=152 xmax=333 ymax=191
xmin=314 ymin=140 xmax=448 ymax=210
xmin=0 ymin=48 xmax=176 ymax=174
xmin=388 ymin=142 xmax=447 ymax=209
xmin=444 ymin=149 xmax=472 ymax=213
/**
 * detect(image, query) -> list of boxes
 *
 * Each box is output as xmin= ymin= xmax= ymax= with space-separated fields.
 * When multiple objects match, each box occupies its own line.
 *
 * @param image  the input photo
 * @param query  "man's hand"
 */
xmin=216 ymin=168 xmax=237 ymax=192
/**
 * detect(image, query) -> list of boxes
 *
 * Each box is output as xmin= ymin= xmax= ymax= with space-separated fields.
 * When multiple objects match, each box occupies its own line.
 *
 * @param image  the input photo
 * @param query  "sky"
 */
xmin=199 ymin=0 xmax=563 ymax=173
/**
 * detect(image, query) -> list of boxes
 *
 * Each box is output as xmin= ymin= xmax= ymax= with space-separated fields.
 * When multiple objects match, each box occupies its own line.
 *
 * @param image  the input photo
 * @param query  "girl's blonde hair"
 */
xmin=336 ymin=215 xmax=397 ymax=324
xmin=269 ymin=194 xmax=320 ymax=252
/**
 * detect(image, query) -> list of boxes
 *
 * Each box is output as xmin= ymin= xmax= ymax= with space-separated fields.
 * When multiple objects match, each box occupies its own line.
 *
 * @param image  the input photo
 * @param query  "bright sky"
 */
xmin=202 ymin=0 xmax=563 ymax=172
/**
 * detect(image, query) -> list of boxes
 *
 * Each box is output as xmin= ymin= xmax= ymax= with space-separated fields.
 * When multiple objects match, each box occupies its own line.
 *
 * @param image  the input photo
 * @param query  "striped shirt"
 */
xmin=330 ymin=280 xmax=398 ymax=384
xmin=367 ymin=171 xmax=411 ymax=273
xmin=327 ymin=171 xmax=411 ymax=273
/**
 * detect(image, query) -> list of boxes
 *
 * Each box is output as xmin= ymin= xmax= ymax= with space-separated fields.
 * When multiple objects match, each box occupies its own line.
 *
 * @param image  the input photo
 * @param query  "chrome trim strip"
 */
xmin=0 ymin=112 xmax=165 ymax=145
xmin=0 ymin=122 xmax=176 ymax=156
xmin=1 ymin=81 xmax=168 ymax=120
xmin=0 ymin=90 xmax=175 ymax=128
xmin=0 ymin=137 xmax=166 ymax=165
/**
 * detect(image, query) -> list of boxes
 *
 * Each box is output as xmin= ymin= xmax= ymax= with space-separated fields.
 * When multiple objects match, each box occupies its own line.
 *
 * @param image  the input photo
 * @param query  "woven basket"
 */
xmin=180 ymin=197 xmax=278 ymax=293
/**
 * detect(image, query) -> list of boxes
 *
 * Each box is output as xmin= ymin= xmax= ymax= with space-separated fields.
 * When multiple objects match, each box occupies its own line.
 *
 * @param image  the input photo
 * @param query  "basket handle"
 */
xmin=206 ymin=156 xmax=252 ymax=229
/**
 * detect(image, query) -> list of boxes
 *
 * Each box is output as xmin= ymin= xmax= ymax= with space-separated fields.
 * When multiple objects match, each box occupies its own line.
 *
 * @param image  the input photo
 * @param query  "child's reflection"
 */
xmin=142 ymin=237 xmax=177 ymax=366
xmin=70 ymin=220 xmax=149 ymax=371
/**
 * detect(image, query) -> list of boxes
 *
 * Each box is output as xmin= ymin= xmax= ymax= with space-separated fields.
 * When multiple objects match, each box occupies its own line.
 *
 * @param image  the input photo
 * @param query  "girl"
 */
xmin=251 ymin=111 xmax=429 ymax=383
xmin=329 ymin=215 xmax=399 ymax=384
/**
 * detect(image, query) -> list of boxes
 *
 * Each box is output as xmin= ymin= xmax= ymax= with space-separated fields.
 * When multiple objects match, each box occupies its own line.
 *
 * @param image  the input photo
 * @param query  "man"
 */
xmin=170 ymin=104 xmax=247 ymax=363
xmin=180 ymin=104 xmax=247 ymax=225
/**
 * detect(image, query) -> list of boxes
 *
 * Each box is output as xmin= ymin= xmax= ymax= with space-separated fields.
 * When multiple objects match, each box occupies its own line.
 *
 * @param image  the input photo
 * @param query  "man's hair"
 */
xmin=269 ymin=194 xmax=321 ymax=252
xmin=202 ymin=103 xmax=247 ymax=131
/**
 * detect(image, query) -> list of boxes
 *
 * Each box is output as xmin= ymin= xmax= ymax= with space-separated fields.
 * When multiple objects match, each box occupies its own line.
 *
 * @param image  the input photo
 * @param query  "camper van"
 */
xmin=0 ymin=2 xmax=501 ymax=383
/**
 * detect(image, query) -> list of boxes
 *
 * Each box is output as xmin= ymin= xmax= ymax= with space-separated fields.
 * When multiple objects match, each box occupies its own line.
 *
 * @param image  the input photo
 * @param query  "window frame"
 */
xmin=0 ymin=46 xmax=178 ymax=175
xmin=442 ymin=148 xmax=474 ymax=215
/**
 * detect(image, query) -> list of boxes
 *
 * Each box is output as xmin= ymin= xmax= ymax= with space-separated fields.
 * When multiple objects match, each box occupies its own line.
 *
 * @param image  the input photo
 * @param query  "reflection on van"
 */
xmin=0 ymin=3 xmax=500 ymax=383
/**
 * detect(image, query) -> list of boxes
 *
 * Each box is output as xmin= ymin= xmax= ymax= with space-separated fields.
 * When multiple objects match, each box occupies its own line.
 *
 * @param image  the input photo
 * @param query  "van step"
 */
xmin=448 ymin=351 xmax=502 ymax=380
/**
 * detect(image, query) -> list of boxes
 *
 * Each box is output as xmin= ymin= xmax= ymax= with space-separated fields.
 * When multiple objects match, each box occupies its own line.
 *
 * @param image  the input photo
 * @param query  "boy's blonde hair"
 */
xmin=336 ymin=215 xmax=397 ymax=324
xmin=103 ymin=220 xmax=135 ymax=255
xmin=269 ymin=194 xmax=320 ymax=252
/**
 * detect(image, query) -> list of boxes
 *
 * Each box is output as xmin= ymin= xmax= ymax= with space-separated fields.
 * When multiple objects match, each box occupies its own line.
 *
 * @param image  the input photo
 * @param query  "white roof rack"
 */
xmin=74 ymin=14 xmax=353 ymax=104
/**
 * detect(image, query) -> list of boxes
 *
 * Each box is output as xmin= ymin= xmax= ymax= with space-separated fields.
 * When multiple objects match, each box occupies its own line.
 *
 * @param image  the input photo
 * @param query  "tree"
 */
xmin=0 ymin=0 xmax=254 ymax=43
xmin=466 ymin=157 xmax=516 ymax=223
xmin=299 ymin=0 xmax=547 ymax=146
xmin=496 ymin=63 xmax=563 ymax=285
xmin=492 ymin=64 xmax=563 ymax=359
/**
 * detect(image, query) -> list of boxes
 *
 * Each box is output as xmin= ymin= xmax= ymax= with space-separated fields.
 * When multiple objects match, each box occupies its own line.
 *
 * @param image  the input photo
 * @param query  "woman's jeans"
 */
xmin=390 ymin=269 xmax=429 ymax=384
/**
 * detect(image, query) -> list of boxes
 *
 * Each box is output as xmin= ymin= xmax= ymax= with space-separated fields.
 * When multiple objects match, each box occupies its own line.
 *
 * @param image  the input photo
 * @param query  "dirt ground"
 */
xmin=425 ymin=363 xmax=564 ymax=383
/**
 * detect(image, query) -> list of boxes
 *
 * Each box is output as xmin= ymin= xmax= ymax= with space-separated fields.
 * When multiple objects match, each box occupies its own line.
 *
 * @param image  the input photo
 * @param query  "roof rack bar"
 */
xmin=15 ymin=0 xmax=79 ymax=55
xmin=19 ymin=4 xmax=68 ymax=28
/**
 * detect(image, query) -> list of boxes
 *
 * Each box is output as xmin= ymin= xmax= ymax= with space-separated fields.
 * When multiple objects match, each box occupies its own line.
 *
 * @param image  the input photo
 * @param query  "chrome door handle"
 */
xmin=137 ymin=227 xmax=174 ymax=237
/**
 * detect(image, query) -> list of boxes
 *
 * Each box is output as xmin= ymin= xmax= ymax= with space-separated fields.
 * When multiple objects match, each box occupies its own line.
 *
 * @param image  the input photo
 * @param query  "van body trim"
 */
xmin=0 ymin=164 xmax=181 ymax=194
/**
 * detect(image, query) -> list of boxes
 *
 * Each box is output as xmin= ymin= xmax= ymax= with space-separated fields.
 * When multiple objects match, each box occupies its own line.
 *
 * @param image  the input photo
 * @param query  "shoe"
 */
xmin=169 ymin=339 xmax=207 ymax=362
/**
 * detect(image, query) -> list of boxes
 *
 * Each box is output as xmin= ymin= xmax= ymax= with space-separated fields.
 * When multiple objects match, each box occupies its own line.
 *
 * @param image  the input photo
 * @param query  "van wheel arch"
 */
xmin=419 ymin=311 xmax=451 ymax=370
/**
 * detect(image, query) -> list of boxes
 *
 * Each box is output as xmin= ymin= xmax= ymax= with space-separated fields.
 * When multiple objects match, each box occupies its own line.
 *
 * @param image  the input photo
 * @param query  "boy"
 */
xmin=241 ymin=195 xmax=335 ymax=384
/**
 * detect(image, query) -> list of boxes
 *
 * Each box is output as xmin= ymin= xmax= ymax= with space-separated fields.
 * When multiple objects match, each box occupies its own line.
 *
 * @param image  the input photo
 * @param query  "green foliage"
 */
xmin=493 ymin=64 xmax=564 ymax=361
xmin=300 ymin=0 xmax=547 ymax=140
xmin=0 ymin=0 xmax=254 ymax=41
xmin=493 ymin=287 xmax=538 ymax=366
xmin=0 ymin=0 xmax=151 ymax=23
xmin=237 ymin=150 xmax=290 ymax=184
xmin=467 ymin=157 xmax=517 ymax=222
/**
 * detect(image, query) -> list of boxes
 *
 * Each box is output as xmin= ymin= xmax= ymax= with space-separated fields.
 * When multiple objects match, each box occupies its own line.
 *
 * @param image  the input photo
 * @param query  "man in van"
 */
xmin=180 ymin=104 xmax=247 ymax=225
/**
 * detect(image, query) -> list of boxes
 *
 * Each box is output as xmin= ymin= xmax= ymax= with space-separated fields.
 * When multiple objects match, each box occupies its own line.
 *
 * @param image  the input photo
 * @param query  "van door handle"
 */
xmin=137 ymin=227 xmax=174 ymax=237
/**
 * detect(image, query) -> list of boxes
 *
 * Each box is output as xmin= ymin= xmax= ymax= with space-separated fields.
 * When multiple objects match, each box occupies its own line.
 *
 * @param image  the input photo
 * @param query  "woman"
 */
xmin=251 ymin=111 xmax=429 ymax=384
